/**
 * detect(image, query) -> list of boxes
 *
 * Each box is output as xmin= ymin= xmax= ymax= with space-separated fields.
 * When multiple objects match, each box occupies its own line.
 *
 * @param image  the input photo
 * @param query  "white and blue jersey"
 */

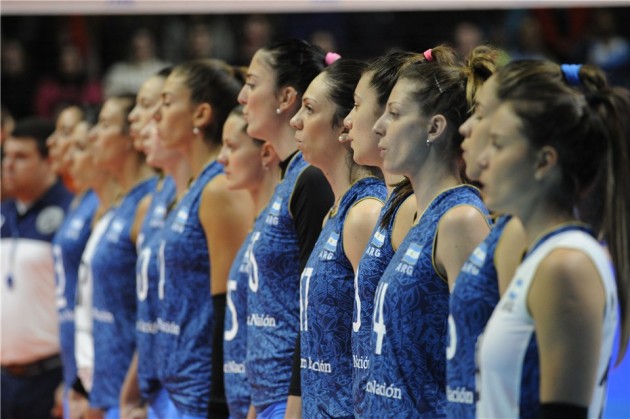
xmin=477 ymin=225 xmax=617 ymax=419
xmin=156 ymin=161 xmax=223 ymax=417
xmin=90 ymin=178 xmax=156 ymax=410
xmin=52 ymin=190 xmax=99 ymax=389
xmin=300 ymin=177 xmax=386 ymax=418
xmin=246 ymin=152 xmax=309 ymax=411
xmin=352 ymin=188 xmax=405 ymax=417
xmin=224 ymin=212 xmax=267 ymax=419
xmin=446 ymin=215 xmax=509 ymax=418
xmin=135 ymin=176 xmax=176 ymax=400
xmin=364 ymin=185 xmax=487 ymax=418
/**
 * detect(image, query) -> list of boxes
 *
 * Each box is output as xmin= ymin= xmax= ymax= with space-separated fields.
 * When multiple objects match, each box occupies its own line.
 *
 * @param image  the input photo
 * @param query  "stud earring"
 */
xmin=426 ymin=139 xmax=432 ymax=147
xmin=276 ymin=108 xmax=282 ymax=115
xmin=193 ymin=127 xmax=200 ymax=135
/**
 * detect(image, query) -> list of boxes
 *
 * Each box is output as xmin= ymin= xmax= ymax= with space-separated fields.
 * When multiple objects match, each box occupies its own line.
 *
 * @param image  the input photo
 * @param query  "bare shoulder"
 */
xmin=440 ymin=204 xmax=489 ymax=231
xmin=345 ymin=197 xmax=384 ymax=232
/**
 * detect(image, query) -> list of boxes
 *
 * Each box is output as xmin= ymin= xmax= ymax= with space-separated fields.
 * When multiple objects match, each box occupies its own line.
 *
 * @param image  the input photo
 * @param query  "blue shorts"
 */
xmin=257 ymin=401 xmax=287 ymax=419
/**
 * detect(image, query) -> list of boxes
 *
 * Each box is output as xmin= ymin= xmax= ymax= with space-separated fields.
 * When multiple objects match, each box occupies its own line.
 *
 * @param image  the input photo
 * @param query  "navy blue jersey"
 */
xmin=1 ymin=181 xmax=73 ymax=364
xmin=301 ymin=177 xmax=386 ymax=418
xmin=52 ymin=190 xmax=99 ymax=388
xmin=156 ymin=161 xmax=223 ymax=417
xmin=352 ymin=189 xmax=404 ymax=416
xmin=136 ymin=176 xmax=176 ymax=399
xmin=446 ymin=215 xmax=509 ymax=418
xmin=224 ymin=212 xmax=267 ymax=419
xmin=364 ymin=186 xmax=488 ymax=418
xmin=246 ymin=152 xmax=310 ymax=410
xmin=90 ymin=178 xmax=156 ymax=410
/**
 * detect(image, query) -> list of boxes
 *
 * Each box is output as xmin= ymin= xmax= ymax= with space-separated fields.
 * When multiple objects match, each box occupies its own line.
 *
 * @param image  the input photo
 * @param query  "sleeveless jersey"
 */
xmin=301 ymin=177 xmax=387 ymax=418
xmin=135 ymin=176 xmax=176 ymax=399
xmin=352 ymin=188 xmax=405 ymax=417
xmin=224 ymin=212 xmax=267 ymax=419
xmin=446 ymin=215 xmax=509 ymax=418
xmin=477 ymin=226 xmax=618 ymax=419
xmin=246 ymin=152 xmax=309 ymax=410
xmin=52 ymin=190 xmax=99 ymax=388
xmin=364 ymin=185 xmax=487 ymax=418
xmin=75 ymin=210 xmax=114 ymax=392
xmin=90 ymin=177 xmax=156 ymax=409
xmin=156 ymin=161 xmax=223 ymax=417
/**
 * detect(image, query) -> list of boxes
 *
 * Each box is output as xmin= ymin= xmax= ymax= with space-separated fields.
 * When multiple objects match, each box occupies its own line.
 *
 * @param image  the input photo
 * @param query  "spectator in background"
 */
xmin=1 ymin=118 xmax=74 ymax=419
xmin=587 ymin=9 xmax=630 ymax=88
xmin=453 ymin=21 xmax=484 ymax=59
xmin=47 ymin=105 xmax=86 ymax=193
xmin=103 ymin=28 xmax=169 ymax=98
xmin=236 ymin=15 xmax=273 ymax=66
xmin=1 ymin=39 xmax=36 ymax=120
xmin=34 ymin=43 xmax=102 ymax=119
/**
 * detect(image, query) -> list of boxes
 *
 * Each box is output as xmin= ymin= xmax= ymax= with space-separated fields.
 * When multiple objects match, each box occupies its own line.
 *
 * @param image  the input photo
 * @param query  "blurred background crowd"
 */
xmin=2 ymin=7 xmax=630 ymax=124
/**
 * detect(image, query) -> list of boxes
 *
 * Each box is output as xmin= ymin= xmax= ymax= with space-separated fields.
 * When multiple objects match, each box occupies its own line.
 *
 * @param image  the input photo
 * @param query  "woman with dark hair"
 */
xmin=237 ymin=39 xmax=334 ymax=418
xmin=476 ymin=61 xmax=630 ymax=419
xmin=363 ymin=46 xmax=494 ymax=417
xmin=153 ymin=59 xmax=253 ymax=419
xmin=289 ymin=57 xmax=387 ymax=417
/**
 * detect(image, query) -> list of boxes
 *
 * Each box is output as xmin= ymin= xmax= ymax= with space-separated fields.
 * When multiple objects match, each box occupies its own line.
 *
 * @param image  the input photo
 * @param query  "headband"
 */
xmin=423 ymin=49 xmax=434 ymax=62
xmin=325 ymin=52 xmax=342 ymax=66
xmin=561 ymin=64 xmax=583 ymax=86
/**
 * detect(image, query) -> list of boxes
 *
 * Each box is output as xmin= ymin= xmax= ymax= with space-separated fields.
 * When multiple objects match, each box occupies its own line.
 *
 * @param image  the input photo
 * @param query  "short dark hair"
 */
xmin=11 ymin=117 xmax=55 ymax=158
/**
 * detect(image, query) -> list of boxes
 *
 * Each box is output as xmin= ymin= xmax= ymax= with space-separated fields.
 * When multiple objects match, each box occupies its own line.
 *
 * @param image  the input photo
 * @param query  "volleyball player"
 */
xmin=363 ymin=46 xmax=492 ymax=417
xmin=289 ymin=57 xmax=387 ymax=417
xmin=237 ymin=39 xmax=334 ymax=418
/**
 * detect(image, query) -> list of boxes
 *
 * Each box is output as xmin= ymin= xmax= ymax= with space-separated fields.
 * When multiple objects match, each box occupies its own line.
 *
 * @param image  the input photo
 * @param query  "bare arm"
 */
xmin=343 ymin=198 xmax=385 ymax=273
xmin=199 ymin=174 xmax=254 ymax=295
xmin=119 ymin=352 xmax=145 ymax=419
xmin=494 ymin=217 xmax=526 ymax=296
xmin=529 ymin=249 xmax=605 ymax=406
xmin=130 ymin=194 xmax=152 ymax=246
xmin=436 ymin=205 xmax=491 ymax=291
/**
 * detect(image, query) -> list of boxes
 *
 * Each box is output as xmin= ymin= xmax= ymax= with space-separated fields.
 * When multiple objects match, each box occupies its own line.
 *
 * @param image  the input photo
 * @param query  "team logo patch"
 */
xmin=323 ymin=232 xmax=339 ymax=252
xmin=106 ymin=219 xmax=125 ymax=242
xmin=269 ymin=199 xmax=282 ymax=216
xmin=171 ymin=207 xmax=189 ymax=233
xmin=371 ymin=229 xmax=386 ymax=248
xmin=36 ymin=206 xmax=65 ymax=235
xmin=402 ymin=243 xmax=422 ymax=265
xmin=469 ymin=242 xmax=487 ymax=266
xmin=149 ymin=205 xmax=167 ymax=228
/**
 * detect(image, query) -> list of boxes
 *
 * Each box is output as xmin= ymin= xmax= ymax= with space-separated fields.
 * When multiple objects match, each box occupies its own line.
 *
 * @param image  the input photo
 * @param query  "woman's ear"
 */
xmin=193 ymin=102 xmax=213 ymax=131
xmin=276 ymin=86 xmax=298 ymax=114
xmin=534 ymin=145 xmax=559 ymax=181
xmin=426 ymin=114 xmax=447 ymax=145
xmin=260 ymin=141 xmax=279 ymax=168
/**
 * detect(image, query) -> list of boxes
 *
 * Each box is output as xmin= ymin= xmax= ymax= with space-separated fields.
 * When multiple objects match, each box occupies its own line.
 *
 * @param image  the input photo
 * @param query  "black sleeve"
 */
xmin=539 ymin=402 xmax=587 ymax=419
xmin=288 ymin=334 xmax=301 ymax=396
xmin=71 ymin=376 xmax=89 ymax=398
xmin=290 ymin=165 xmax=335 ymax=273
xmin=208 ymin=293 xmax=229 ymax=419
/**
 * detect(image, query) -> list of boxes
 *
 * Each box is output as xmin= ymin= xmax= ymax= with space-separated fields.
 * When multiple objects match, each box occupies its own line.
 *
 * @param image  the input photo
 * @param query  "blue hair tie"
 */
xmin=561 ymin=64 xmax=583 ymax=86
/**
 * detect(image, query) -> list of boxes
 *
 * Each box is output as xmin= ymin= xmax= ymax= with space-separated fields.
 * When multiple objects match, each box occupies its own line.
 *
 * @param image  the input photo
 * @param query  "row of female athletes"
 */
xmin=51 ymin=37 xmax=630 ymax=419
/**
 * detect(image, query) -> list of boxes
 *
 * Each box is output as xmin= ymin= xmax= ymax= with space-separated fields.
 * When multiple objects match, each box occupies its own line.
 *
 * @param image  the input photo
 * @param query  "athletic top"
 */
xmin=224 ymin=211 xmax=267 ymax=419
xmin=1 ymin=181 xmax=73 ymax=364
xmin=135 ymin=176 xmax=176 ymax=399
xmin=246 ymin=152 xmax=310 ymax=410
xmin=75 ymin=210 xmax=114 ymax=392
xmin=52 ymin=190 xmax=99 ymax=387
xmin=477 ymin=226 xmax=618 ymax=419
xmin=301 ymin=177 xmax=387 ymax=418
xmin=364 ymin=185 xmax=487 ymax=418
xmin=352 ymin=186 xmax=406 ymax=417
xmin=90 ymin=177 xmax=156 ymax=409
xmin=446 ymin=215 xmax=509 ymax=418
xmin=156 ymin=160 xmax=224 ymax=417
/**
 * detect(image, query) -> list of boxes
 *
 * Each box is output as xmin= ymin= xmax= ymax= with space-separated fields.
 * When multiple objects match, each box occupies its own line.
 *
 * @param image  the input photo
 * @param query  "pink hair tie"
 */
xmin=423 ymin=49 xmax=434 ymax=62
xmin=325 ymin=52 xmax=341 ymax=66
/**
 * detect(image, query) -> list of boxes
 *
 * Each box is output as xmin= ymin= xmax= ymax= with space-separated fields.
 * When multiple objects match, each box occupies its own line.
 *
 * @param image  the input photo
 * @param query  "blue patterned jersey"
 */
xmin=352 ymin=188 xmax=405 ymax=417
xmin=156 ymin=161 xmax=223 ymax=417
xmin=301 ymin=177 xmax=386 ymax=418
xmin=90 ymin=178 xmax=156 ymax=410
xmin=224 ymin=211 xmax=267 ymax=419
xmin=364 ymin=185 xmax=487 ymax=418
xmin=136 ymin=176 xmax=176 ymax=399
xmin=446 ymin=215 xmax=509 ymax=418
xmin=246 ymin=152 xmax=309 ymax=410
xmin=52 ymin=190 xmax=99 ymax=388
